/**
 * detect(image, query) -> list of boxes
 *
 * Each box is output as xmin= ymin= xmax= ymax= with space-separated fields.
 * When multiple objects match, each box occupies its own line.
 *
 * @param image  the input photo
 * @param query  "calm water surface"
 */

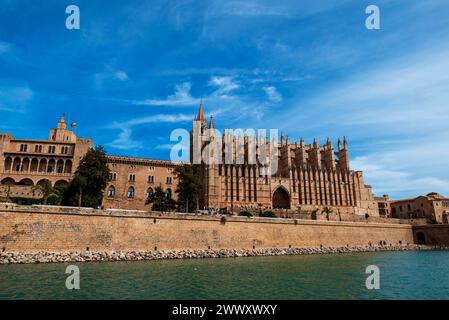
xmin=1 ymin=251 xmax=449 ymax=300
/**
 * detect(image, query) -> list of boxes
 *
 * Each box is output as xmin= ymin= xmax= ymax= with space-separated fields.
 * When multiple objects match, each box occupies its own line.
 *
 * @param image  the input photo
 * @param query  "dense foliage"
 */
xmin=62 ymin=146 xmax=110 ymax=208
xmin=174 ymin=164 xmax=202 ymax=213
xmin=259 ymin=211 xmax=276 ymax=218
xmin=147 ymin=186 xmax=176 ymax=212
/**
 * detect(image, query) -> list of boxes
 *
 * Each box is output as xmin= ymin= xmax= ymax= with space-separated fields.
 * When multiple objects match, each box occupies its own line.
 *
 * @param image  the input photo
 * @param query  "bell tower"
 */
xmin=49 ymin=114 xmax=77 ymax=143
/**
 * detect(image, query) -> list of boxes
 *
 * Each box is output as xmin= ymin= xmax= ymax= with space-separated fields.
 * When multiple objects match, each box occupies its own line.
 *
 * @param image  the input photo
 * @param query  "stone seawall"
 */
xmin=413 ymin=224 xmax=449 ymax=245
xmin=1 ymin=244 xmax=439 ymax=264
xmin=0 ymin=204 xmax=417 ymax=254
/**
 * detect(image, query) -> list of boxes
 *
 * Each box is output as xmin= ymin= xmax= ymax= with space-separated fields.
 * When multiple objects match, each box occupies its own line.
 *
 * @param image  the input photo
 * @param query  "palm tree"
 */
xmin=32 ymin=181 xmax=57 ymax=205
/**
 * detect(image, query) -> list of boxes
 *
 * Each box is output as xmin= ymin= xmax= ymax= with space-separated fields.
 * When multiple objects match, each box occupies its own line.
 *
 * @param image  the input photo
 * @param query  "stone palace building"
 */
xmin=0 ymin=115 xmax=177 ymax=211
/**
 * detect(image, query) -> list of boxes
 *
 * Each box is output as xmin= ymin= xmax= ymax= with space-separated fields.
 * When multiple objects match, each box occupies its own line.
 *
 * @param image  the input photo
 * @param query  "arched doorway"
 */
xmin=416 ymin=232 xmax=426 ymax=245
xmin=272 ymin=187 xmax=290 ymax=209
xmin=37 ymin=179 xmax=51 ymax=186
xmin=4 ymin=156 xmax=12 ymax=171
xmin=17 ymin=178 xmax=34 ymax=186
xmin=55 ymin=180 xmax=69 ymax=188
xmin=1 ymin=177 xmax=15 ymax=186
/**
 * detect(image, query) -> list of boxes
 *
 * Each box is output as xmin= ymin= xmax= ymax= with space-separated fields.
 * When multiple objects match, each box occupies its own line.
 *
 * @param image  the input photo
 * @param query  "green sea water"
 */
xmin=1 ymin=251 xmax=449 ymax=300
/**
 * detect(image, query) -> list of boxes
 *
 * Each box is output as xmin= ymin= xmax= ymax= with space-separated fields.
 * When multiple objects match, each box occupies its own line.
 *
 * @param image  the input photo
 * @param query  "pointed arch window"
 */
xmin=107 ymin=186 xmax=116 ymax=198
xmin=127 ymin=187 xmax=135 ymax=199
xmin=147 ymin=187 xmax=154 ymax=199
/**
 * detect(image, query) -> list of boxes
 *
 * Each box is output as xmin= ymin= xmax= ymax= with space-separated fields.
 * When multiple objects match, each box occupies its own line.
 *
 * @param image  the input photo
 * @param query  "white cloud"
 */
xmin=108 ymin=127 xmax=141 ymax=150
xmin=155 ymin=143 xmax=176 ymax=150
xmin=264 ymin=86 xmax=282 ymax=103
xmin=134 ymin=82 xmax=196 ymax=106
xmin=208 ymin=76 xmax=239 ymax=95
xmin=116 ymin=113 xmax=193 ymax=127
xmin=215 ymin=1 xmax=290 ymax=17
xmin=275 ymin=44 xmax=449 ymax=199
xmin=93 ymin=68 xmax=130 ymax=89
xmin=115 ymin=71 xmax=129 ymax=81
xmin=351 ymin=138 xmax=449 ymax=199
xmin=107 ymin=113 xmax=192 ymax=150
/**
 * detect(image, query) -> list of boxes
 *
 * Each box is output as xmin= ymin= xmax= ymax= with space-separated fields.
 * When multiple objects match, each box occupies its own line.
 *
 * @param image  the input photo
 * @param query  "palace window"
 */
xmin=19 ymin=144 xmax=28 ymax=152
xmin=107 ymin=186 xmax=116 ymax=198
xmin=166 ymin=177 xmax=172 ymax=184
xmin=48 ymin=146 xmax=56 ymax=154
xmin=148 ymin=175 xmax=154 ymax=183
xmin=109 ymin=172 xmax=117 ymax=181
xmin=129 ymin=174 xmax=136 ymax=182
xmin=147 ymin=188 xmax=154 ymax=199
xmin=127 ymin=187 xmax=135 ymax=199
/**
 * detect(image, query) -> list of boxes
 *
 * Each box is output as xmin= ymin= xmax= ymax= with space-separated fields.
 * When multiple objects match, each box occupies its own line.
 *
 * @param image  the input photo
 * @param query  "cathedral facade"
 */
xmin=191 ymin=104 xmax=379 ymax=216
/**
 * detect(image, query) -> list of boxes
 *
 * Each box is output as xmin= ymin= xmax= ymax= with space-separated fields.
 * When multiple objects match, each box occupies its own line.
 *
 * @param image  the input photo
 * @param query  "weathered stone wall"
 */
xmin=0 ymin=204 xmax=417 ymax=253
xmin=412 ymin=225 xmax=449 ymax=245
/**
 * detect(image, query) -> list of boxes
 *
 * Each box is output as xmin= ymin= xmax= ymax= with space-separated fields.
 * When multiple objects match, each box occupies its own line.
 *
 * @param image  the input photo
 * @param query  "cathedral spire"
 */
xmin=195 ymin=101 xmax=206 ymax=122
xmin=209 ymin=115 xmax=215 ymax=129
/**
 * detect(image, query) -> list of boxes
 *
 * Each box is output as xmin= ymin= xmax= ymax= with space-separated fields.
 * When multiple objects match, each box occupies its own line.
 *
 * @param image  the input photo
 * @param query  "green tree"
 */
xmin=260 ymin=211 xmax=277 ymax=218
xmin=322 ymin=207 xmax=333 ymax=221
xmin=174 ymin=164 xmax=202 ymax=213
xmin=147 ymin=186 xmax=176 ymax=212
xmin=62 ymin=146 xmax=110 ymax=208
xmin=32 ymin=181 xmax=58 ymax=205
xmin=239 ymin=211 xmax=253 ymax=217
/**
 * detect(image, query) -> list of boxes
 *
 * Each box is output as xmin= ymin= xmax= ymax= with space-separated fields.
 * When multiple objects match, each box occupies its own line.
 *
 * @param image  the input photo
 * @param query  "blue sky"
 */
xmin=1 ymin=0 xmax=449 ymax=199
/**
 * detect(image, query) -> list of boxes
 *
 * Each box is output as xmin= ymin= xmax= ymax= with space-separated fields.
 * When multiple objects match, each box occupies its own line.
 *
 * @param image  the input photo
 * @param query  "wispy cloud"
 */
xmin=133 ymin=82 xmax=196 ymax=106
xmin=280 ymin=44 xmax=449 ymax=198
xmin=107 ymin=113 xmax=192 ymax=150
xmin=0 ymin=41 xmax=11 ymax=54
xmin=352 ymin=145 xmax=449 ymax=199
xmin=264 ymin=86 xmax=282 ymax=103
xmin=208 ymin=76 xmax=240 ymax=95
xmin=131 ymin=76 xmax=273 ymax=123
xmin=114 ymin=71 xmax=129 ymax=81
xmin=109 ymin=127 xmax=141 ymax=150
xmin=0 ymin=85 xmax=33 ymax=112
xmin=218 ymin=1 xmax=290 ymax=17
xmin=93 ymin=65 xmax=130 ymax=89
